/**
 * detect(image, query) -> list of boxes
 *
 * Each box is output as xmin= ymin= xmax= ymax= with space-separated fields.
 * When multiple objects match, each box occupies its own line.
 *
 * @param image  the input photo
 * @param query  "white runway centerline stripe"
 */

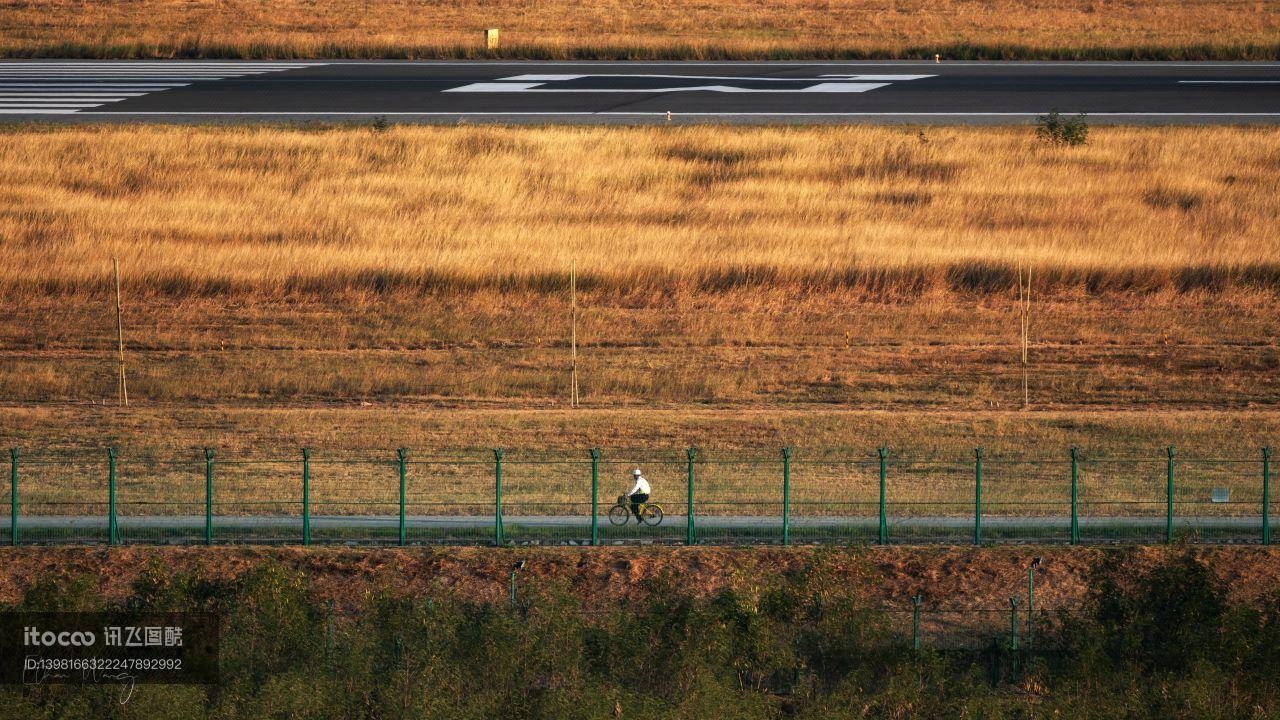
xmin=446 ymin=73 xmax=931 ymax=94
xmin=0 ymin=61 xmax=323 ymax=113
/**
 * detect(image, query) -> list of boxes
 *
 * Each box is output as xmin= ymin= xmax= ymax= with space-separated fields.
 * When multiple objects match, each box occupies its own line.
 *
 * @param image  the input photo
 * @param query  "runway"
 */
xmin=0 ymin=60 xmax=1278 ymax=123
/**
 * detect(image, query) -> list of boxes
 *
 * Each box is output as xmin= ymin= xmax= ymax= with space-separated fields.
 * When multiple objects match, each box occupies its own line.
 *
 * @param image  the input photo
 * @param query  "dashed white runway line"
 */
xmin=0 ymin=62 xmax=321 ymax=114
xmin=444 ymin=73 xmax=935 ymax=94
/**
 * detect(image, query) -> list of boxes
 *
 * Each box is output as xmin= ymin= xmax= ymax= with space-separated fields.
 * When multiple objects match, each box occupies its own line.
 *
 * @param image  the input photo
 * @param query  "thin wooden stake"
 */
xmin=570 ymin=260 xmax=579 ymax=408
xmin=1018 ymin=264 xmax=1031 ymax=409
xmin=114 ymin=257 xmax=128 ymax=407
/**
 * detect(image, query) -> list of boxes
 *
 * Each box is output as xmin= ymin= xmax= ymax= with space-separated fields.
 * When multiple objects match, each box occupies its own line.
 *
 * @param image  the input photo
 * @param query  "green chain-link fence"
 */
xmin=4 ymin=445 xmax=1275 ymax=546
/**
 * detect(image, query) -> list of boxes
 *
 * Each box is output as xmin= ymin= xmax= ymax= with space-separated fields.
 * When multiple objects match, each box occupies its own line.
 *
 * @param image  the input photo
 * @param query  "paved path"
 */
xmin=9 ymin=514 xmax=1273 ymax=544
xmin=0 ymin=60 xmax=1277 ymax=123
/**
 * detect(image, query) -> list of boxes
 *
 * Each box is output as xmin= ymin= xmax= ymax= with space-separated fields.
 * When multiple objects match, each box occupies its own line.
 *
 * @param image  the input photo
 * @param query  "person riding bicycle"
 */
xmin=627 ymin=468 xmax=651 ymax=523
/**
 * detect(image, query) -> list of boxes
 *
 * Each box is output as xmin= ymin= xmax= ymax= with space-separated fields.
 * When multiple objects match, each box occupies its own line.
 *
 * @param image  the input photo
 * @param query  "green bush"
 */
xmin=5 ymin=552 xmax=1280 ymax=719
xmin=1037 ymin=109 xmax=1089 ymax=146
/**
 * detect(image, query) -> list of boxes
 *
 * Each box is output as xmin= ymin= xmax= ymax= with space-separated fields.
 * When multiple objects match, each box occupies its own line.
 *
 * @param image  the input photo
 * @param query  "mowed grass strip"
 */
xmin=3 ymin=124 xmax=1280 ymax=298
xmin=5 ymin=407 xmax=1278 ymax=516
xmin=1 ymin=0 xmax=1277 ymax=59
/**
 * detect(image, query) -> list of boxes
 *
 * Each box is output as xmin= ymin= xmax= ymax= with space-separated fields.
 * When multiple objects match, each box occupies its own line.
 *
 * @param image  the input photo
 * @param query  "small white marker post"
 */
xmin=935 ymin=54 xmax=941 ymax=64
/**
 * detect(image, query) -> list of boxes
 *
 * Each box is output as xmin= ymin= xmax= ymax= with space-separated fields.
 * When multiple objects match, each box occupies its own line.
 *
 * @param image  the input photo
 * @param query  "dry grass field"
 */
xmin=1 ymin=124 xmax=1277 ymax=509
xmin=4 ymin=124 xmax=1280 ymax=297
xmin=1 ymin=0 xmax=1277 ymax=59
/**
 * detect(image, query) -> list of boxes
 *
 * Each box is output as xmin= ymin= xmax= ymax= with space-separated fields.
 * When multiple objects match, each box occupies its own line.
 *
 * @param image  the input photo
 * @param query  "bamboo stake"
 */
xmin=1018 ymin=263 xmax=1031 ymax=409
xmin=570 ymin=260 xmax=579 ymax=408
xmin=114 ymin=257 xmax=128 ymax=407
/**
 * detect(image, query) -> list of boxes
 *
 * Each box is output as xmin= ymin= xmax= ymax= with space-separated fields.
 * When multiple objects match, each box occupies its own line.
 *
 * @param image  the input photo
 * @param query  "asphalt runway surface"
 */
xmin=1 ymin=60 xmax=1278 ymax=124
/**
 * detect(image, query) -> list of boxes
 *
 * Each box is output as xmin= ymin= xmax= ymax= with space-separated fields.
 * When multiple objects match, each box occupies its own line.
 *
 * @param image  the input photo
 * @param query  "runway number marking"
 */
xmin=445 ymin=73 xmax=934 ymax=94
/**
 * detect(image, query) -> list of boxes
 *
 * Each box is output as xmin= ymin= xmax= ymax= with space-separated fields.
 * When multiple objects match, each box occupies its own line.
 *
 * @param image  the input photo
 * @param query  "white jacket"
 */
xmin=629 ymin=476 xmax=650 ymax=496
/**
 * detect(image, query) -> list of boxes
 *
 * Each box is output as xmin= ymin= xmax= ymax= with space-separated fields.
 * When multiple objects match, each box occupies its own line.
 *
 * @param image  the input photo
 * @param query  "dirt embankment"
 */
xmin=1 ymin=546 xmax=1278 ymax=614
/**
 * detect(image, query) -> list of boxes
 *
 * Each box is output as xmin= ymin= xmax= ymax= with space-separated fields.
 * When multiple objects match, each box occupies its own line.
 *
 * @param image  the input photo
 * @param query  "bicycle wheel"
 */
xmin=641 ymin=504 xmax=663 ymax=526
xmin=608 ymin=505 xmax=630 ymax=526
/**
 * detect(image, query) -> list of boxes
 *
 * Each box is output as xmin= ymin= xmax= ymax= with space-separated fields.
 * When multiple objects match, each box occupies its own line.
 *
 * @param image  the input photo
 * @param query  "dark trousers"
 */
xmin=629 ymin=493 xmax=649 ymax=521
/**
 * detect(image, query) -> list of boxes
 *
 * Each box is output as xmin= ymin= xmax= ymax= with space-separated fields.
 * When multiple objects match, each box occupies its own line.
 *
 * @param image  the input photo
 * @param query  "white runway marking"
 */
xmin=51 ymin=111 xmax=1280 ymax=117
xmin=446 ymin=82 xmax=890 ymax=93
xmin=446 ymin=73 xmax=932 ymax=93
xmin=0 ymin=61 xmax=321 ymax=113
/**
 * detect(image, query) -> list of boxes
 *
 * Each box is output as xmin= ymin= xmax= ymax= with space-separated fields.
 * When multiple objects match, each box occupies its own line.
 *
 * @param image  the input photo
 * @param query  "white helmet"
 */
xmin=632 ymin=468 xmax=642 ymax=477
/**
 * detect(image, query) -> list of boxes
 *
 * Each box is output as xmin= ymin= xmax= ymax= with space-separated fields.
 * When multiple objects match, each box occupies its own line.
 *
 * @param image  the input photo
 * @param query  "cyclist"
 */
xmin=627 ymin=468 xmax=651 ymax=523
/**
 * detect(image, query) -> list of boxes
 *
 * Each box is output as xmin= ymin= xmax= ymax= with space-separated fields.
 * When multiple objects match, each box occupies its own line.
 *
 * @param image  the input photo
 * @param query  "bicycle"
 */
xmin=607 ymin=494 xmax=664 ymax=526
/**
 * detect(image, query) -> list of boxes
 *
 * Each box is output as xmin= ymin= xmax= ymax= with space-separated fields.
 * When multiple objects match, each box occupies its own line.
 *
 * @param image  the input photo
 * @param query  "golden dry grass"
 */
xmin=5 ymin=406 xmax=1278 ymax=514
xmin=1 ymin=0 xmax=1278 ymax=58
xmin=3 ymin=124 xmax=1280 ymax=298
xmin=3 ymin=124 xmax=1278 ymax=512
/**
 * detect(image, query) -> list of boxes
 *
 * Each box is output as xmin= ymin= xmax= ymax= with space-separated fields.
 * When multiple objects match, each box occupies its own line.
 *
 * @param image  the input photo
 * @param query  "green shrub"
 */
xmin=1037 ymin=109 xmax=1089 ymax=146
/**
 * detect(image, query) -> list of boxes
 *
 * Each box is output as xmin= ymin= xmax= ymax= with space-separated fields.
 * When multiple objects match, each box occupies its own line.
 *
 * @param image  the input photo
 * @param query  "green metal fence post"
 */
xmin=1166 ymin=445 xmax=1175 ymax=545
xmin=203 ymin=448 xmax=214 ymax=546
xmin=494 ymin=448 xmax=504 ymax=546
xmin=302 ymin=448 xmax=311 ymax=546
xmin=1070 ymin=447 xmax=1080 ymax=546
xmin=1009 ymin=596 xmax=1019 ymax=652
xmin=1009 ymin=596 xmax=1020 ymax=674
xmin=1264 ymin=447 xmax=1272 ymax=547
xmin=397 ymin=448 xmax=408 ymax=547
xmin=781 ymin=447 xmax=791 ymax=547
xmin=325 ymin=599 xmax=335 ymax=668
xmin=1027 ymin=565 xmax=1035 ymax=656
xmin=911 ymin=594 xmax=922 ymax=653
xmin=974 ymin=448 xmax=983 ymax=546
xmin=686 ymin=447 xmax=697 ymax=546
xmin=590 ymin=448 xmax=600 ymax=546
xmin=107 ymin=447 xmax=118 ymax=545
xmin=878 ymin=445 xmax=888 ymax=545
xmin=9 ymin=447 xmax=17 ymax=547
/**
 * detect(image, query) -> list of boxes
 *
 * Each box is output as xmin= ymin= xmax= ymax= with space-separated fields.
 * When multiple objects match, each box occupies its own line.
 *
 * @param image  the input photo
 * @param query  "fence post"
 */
xmin=781 ymin=447 xmax=791 ymax=547
xmin=1070 ymin=447 xmax=1080 ymax=546
xmin=973 ymin=448 xmax=983 ymax=546
xmin=494 ymin=448 xmax=504 ymax=546
xmin=107 ymin=447 xmax=119 ymax=546
xmin=911 ymin=594 xmax=922 ymax=653
xmin=1009 ymin=596 xmax=1020 ymax=674
xmin=590 ymin=448 xmax=600 ymax=547
xmin=302 ymin=448 xmax=311 ymax=546
xmin=878 ymin=445 xmax=888 ymax=545
xmin=1166 ymin=445 xmax=1175 ymax=545
xmin=9 ymin=448 xmax=17 ymax=546
xmin=397 ymin=448 xmax=408 ymax=547
xmin=203 ymin=448 xmax=214 ymax=546
xmin=686 ymin=447 xmax=696 ymax=546
xmin=1264 ymin=447 xmax=1272 ymax=547
xmin=325 ymin=599 xmax=335 ymax=668
xmin=1027 ymin=565 xmax=1035 ymax=656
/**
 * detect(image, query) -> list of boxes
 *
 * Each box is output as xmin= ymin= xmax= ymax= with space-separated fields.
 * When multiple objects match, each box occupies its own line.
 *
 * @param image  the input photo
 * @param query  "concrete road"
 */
xmin=10 ymin=514 xmax=1273 ymax=544
xmin=0 ymin=60 xmax=1277 ymax=124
